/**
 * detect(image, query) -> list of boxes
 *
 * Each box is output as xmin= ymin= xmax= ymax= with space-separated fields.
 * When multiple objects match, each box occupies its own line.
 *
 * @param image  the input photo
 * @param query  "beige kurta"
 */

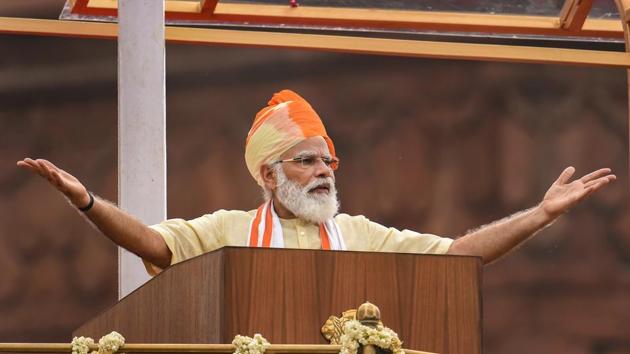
xmin=145 ymin=209 xmax=453 ymax=275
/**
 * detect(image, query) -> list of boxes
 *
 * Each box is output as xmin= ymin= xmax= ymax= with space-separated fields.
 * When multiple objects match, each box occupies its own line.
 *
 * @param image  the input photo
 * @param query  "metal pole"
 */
xmin=117 ymin=0 xmax=166 ymax=298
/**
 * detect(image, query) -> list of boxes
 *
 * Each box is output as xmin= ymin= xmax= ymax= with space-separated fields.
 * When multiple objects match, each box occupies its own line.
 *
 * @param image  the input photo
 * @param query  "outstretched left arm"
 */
xmin=446 ymin=167 xmax=616 ymax=264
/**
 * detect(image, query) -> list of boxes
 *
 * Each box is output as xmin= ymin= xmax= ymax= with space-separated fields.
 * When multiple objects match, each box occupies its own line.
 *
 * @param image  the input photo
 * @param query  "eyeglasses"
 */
xmin=273 ymin=155 xmax=340 ymax=171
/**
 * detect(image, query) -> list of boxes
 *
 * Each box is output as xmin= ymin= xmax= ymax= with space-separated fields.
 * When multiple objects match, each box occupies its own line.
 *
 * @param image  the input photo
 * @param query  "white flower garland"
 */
xmin=232 ymin=334 xmax=270 ymax=354
xmin=70 ymin=326 xmax=399 ymax=354
xmin=71 ymin=332 xmax=125 ymax=354
xmin=70 ymin=336 xmax=94 ymax=354
xmin=339 ymin=320 xmax=404 ymax=354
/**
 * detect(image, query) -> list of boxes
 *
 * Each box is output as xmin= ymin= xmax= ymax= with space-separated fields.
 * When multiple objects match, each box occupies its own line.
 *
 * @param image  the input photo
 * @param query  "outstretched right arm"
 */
xmin=17 ymin=158 xmax=172 ymax=269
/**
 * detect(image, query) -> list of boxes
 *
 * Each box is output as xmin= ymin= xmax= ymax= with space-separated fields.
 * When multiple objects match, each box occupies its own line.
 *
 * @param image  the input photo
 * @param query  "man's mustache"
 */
xmin=305 ymin=178 xmax=335 ymax=193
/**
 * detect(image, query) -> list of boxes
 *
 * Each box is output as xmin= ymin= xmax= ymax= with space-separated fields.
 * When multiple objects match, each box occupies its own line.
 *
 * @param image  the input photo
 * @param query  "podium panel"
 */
xmin=75 ymin=247 xmax=482 ymax=354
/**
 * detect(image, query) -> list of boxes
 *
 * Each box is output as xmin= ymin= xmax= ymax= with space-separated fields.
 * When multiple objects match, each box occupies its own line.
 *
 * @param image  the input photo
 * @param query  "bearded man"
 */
xmin=17 ymin=90 xmax=616 ymax=275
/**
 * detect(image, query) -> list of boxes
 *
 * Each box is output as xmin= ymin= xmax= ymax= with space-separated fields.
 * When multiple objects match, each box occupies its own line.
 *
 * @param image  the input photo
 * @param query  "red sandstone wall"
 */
xmin=1 ymin=34 xmax=629 ymax=353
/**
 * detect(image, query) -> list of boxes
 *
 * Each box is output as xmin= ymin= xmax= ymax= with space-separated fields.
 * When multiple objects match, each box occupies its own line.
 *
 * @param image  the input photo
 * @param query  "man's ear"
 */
xmin=260 ymin=164 xmax=276 ymax=191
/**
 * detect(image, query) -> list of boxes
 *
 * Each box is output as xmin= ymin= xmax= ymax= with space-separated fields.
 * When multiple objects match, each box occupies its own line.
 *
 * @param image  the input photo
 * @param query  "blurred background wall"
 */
xmin=1 ymin=2 xmax=629 ymax=354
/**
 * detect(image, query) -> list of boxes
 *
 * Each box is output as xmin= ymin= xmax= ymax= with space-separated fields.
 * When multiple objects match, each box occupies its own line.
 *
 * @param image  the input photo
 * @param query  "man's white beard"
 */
xmin=271 ymin=164 xmax=339 ymax=224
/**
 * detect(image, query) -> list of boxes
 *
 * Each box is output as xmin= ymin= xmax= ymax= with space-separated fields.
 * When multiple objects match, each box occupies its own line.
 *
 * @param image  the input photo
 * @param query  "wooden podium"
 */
xmin=75 ymin=247 xmax=482 ymax=354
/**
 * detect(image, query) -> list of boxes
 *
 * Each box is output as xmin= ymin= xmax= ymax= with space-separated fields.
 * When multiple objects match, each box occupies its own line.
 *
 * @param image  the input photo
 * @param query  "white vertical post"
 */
xmin=117 ymin=0 xmax=166 ymax=298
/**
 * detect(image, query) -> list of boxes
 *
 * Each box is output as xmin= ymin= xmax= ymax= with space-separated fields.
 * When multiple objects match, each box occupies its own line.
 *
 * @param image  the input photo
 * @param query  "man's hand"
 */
xmin=540 ymin=166 xmax=616 ymax=219
xmin=17 ymin=158 xmax=90 ymax=208
xmin=448 ymin=166 xmax=616 ymax=264
xmin=16 ymin=157 xmax=172 ymax=270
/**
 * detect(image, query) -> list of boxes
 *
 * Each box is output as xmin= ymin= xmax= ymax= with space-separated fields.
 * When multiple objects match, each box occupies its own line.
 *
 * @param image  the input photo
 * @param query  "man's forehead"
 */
xmin=281 ymin=137 xmax=329 ymax=158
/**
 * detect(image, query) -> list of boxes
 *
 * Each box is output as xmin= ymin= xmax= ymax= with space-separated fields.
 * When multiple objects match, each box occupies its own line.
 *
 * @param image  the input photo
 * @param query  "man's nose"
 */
xmin=313 ymin=158 xmax=333 ymax=178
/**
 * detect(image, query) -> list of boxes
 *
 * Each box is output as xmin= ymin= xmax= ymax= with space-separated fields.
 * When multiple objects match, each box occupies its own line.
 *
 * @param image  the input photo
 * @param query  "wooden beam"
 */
xmin=1 ymin=17 xmax=630 ymax=68
xmin=80 ymin=0 xmax=215 ymax=16
xmin=209 ymin=3 xmax=614 ymax=37
xmin=73 ymin=0 xmax=624 ymax=38
xmin=0 ymin=344 xmax=338 ymax=354
xmin=167 ymin=25 xmax=630 ymax=68
xmin=0 ymin=17 xmax=117 ymax=39
xmin=0 ymin=343 xmax=436 ymax=354
xmin=83 ymin=0 xmax=206 ymax=19
xmin=559 ymin=0 xmax=594 ymax=31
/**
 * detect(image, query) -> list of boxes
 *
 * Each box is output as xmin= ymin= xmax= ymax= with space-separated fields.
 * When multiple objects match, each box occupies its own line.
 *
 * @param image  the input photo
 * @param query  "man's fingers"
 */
xmin=22 ymin=159 xmax=49 ymax=178
xmin=18 ymin=158 xmax=72 ymax=192
xmin=36 ymin=159 xmax=57 ymax=172
xmin=578 ymin=178 xmax=612 ymax=202
xmin=578 ymin=187 xmax=597 ymax=203
xmin=17 ymin=158 xmax=40 ymax=170
xmin=556 ymin=166 xmax=576 ymax=185
xmin=35 ymin=159 xmax=60 ymax=183
xmin=35 ymin=159 xmax=51 ymax=175
xmin=39 ymin=159 xmax=60 ymax=172
xmin=50 ymin=171 xmax=67 ymax=191
xmin=17 ymin=160 xmax=38 ymax=171
xmin=17 ymin=158 xmax=56 ymax=183
xmin=584 ymin=175 xmax=615 ymax=190
xmin=580 ymin=168 xmax=612 ymax=183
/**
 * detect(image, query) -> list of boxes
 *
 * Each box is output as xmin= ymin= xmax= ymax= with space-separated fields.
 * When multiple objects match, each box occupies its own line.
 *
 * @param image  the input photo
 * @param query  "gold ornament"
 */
xmin=321 ymin=302 xmax=385 ymax=344
xmin=356 ymin=302 xmax=381 ymax=327
xmin=321 ymin=309 xmax=357 ymax=344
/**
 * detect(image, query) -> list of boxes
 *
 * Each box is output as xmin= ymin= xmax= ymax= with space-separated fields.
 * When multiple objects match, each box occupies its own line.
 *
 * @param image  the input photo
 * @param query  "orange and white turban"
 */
xmin=245 ymin=89 xmax=336 ymax=186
